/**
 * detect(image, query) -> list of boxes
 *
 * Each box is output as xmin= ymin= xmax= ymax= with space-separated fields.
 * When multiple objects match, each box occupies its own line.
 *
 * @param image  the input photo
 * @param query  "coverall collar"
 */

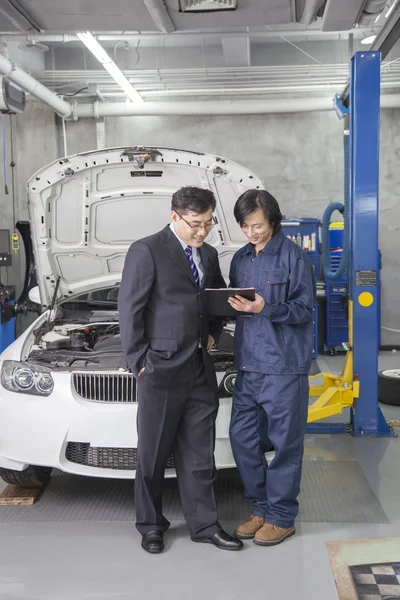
xmin=244 ymin=230 xmax=285 ymax=256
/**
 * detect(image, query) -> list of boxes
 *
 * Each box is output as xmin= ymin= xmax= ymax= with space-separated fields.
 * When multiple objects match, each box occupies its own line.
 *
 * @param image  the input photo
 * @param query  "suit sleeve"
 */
xmin=208 ymin=249 xmax=227 ymax=342
xmin=260 ymin=255 xmax=316 ymax=325
xmin=118 ymin=242 xmax=154 ymax=376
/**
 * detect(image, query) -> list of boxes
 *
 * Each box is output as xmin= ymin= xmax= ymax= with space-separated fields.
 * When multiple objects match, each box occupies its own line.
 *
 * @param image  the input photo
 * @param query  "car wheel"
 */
xmin=378 ymin=370 xmax=400 ymax=406
xmin=0 ymin=465 xmax=52 ymax=487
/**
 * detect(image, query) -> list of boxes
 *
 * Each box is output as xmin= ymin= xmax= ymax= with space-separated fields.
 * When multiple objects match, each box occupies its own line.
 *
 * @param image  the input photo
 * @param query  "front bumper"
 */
xmin=0 ymin=370 xmax=236 ymax=479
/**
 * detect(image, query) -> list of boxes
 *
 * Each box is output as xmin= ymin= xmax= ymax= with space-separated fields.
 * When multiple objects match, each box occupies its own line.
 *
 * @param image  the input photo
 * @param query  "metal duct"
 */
xmin=143 ymin=0 xmax=175 ymax=33
xmin=297 ymin=0 xmax=326 ymax=25
xmin=322 ymin=0 xmax=366 ymax=31
xmin=358 ymin=0 xmax=387 ymax=26
xmin=73 ymin=94 xmax=400 ymax=118
xmin=0 ymin=53 xmax=71 ymax=117
xmin=1 ymin=27 xmax=379 ymax=42
xmin=74 ymin=97 xmax=335 ymax=118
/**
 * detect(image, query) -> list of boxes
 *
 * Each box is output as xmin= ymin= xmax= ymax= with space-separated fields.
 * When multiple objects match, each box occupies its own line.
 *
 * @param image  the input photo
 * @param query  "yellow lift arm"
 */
xmin=307 ymin=301 xmax=359 ymax=422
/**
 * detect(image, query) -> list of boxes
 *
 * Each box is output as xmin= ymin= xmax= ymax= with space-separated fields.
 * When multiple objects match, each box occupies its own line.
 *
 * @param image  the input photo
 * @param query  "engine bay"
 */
xmin=28 ymin=319 xmax=236 ymax=374
xmin=28 ymin=321 xmax=129 ymax=369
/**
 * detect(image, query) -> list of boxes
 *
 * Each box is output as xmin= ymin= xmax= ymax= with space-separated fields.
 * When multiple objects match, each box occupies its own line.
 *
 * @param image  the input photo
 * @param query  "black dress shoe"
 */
xmin=198 ymin=530 xmax=244 ymax=551
xmin=141 ymin=530 xmax=164 ymax=554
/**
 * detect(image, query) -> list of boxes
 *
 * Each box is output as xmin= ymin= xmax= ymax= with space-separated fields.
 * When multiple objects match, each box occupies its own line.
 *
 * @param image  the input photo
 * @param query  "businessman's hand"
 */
xmin=138 ymin=367 xmax=145 ymax=377
xmin=207 ymin=335 xmax=215 ymax=352
xmin=228 ymin=293 xmax=265 ymax=314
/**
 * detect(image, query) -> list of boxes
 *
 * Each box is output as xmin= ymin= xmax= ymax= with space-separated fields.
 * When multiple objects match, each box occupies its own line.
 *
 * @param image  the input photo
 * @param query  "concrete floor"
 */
xmin=1 ymin=353 xmax=400 ymax=600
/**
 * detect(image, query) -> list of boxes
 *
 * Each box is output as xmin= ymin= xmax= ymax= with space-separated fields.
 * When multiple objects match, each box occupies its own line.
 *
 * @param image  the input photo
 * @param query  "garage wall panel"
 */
xmin=104 ymin=111 xmax=400 ymax=346
xmin=1 ymin=100 xmax=398 ymax=345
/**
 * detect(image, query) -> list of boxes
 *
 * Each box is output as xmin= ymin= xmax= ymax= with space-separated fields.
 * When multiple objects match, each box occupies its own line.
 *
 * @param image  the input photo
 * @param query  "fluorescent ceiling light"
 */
xmin=76 ymin=32 xmax=143 ymax=103
xmin=361 ymin=35 xmax=377 ymax=44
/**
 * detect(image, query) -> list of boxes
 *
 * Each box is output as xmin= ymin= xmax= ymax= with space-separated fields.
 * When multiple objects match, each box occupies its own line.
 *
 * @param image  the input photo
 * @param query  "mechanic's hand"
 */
xmin=138 ymin=367 xmax=145 ymax=377
xmin=207 ymin=335 xmax=215 ymax=352
xmin=228 ymin=293 xmax=265 ymax=314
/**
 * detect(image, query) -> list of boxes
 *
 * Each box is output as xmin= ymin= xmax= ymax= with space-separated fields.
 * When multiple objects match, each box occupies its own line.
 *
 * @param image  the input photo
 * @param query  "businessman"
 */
xmin=118 ymin=186 xmax=243 ymax=554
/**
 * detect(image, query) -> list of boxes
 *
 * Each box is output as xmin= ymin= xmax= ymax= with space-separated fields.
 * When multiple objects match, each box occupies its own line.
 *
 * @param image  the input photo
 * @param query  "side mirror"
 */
xmin=28 ymin=287 xmax=41 ymax=304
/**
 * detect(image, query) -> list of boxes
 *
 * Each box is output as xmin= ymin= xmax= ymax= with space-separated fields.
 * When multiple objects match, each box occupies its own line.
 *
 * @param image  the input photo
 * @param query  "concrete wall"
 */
xmin=1 ymin=100 xmax=399 ymax=345
xmin=378 ymin=109 xmax=400 ymax=346
xmin=0 ymin=101 xmax=58 ymax=292
xmin=104 ymin=109 xmax=400 ymax=347
xmin=104 ymin=112 xmax=344 ymax=216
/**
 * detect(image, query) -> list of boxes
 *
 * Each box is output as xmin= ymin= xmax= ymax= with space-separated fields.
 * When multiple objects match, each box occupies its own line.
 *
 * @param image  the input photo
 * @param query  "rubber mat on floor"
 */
xmin=327 ymin=538 xmax=400 ymax=599
xmin=0 ymin=461 xmax=388 ymax=523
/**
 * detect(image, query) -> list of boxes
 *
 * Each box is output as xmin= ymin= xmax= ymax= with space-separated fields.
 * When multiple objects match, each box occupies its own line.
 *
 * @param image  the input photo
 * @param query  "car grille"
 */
xmin=65 ymin=442 xmax=176 ymax=470
xmin=72 ymin=372 xmax=137 ymax=403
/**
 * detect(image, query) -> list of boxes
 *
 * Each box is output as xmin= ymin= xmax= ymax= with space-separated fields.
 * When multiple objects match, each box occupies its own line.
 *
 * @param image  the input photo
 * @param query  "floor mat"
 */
xmin=327 ymin=537 xmax=400 ymax=599
xmin=0 ymin=461 xmax=388 ymax=524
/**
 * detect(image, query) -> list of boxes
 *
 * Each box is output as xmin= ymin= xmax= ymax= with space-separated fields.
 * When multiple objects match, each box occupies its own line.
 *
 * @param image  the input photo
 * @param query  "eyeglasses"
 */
xmin=177 ymin=213 xmax=216 ymax=232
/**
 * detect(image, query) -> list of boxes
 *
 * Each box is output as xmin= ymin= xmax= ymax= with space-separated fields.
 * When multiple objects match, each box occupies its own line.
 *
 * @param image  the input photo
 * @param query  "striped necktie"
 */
xmin=185 ymin=246 xmax=200 ymax=287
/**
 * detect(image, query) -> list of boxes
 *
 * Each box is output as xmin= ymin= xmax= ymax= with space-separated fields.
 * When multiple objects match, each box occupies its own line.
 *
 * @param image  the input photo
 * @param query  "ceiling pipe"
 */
xmin=0 ymin=53 xmax=72 ymax=117
xmin=74 ymin=97 xmax=335 ymax=118
xmin=143 ymin=0 xmax=175 ymax=33
xmin=341 ymin=0 xmax=400 ymax=104
xmin=73 ymin=94 xmax=400 ymax=118
xmin=380 ymin=93 xmax=400 ymax=107
xmin=0 ymin=0 xmax=42 ymax=33
xmin=1 ymin=26 xmax=379 ymax=42
xmin=0 ymin=51 xmax=397 ymax=120
xmin=298 ymin=0 xmax=326 ymax=25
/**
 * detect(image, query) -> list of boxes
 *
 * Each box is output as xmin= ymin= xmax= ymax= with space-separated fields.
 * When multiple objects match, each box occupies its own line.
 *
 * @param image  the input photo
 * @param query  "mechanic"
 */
xmin=227 ymin=189 xmax=316 ymax=547
xmin=118 ymin=186 xmax=243 ymax=554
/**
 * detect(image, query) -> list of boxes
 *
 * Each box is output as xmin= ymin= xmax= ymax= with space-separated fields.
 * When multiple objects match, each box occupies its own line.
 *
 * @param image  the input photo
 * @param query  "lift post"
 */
xmin=349 ymin=51 xmax=391 ymax=436
xmin=307 ymin=51 xmax=393 ymax=436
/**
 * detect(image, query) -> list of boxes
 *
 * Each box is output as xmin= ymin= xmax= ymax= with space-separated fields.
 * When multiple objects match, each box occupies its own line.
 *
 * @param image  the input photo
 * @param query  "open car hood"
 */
xmin=27 ymin=146 xmax=264 ymax=308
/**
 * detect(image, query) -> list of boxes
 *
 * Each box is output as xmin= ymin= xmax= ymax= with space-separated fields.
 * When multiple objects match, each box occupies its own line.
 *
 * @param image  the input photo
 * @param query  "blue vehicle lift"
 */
xmin=307 ymin=51 xmax=393 ymax=437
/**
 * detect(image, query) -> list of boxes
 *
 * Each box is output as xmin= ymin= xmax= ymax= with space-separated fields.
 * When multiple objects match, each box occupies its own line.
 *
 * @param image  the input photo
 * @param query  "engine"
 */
xmin=28 ymin=323 xmax=128 ymax=369
xmin=93 ymin=332 xmax=122 ymax=352
xmin=27 ymin=322 xmax=236 ymax=395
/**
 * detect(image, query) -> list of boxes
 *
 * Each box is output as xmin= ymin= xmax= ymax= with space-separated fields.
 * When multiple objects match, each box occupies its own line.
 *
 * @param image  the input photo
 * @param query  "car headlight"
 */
xmin=1 ymin=361 xmax=54 ymax=396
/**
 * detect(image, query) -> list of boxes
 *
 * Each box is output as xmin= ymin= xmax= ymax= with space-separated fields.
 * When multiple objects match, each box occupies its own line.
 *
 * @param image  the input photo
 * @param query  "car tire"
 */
xmin=0 ymin=465 xmax=52 ymax=487
xmin=378 ymin=370 xmax=400 ymax=406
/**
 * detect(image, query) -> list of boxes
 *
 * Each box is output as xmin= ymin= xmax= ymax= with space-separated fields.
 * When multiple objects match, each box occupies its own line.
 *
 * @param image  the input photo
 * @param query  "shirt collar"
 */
xmin=244 ymin=230 xmax=285 ymax=256
xmin=169 ymin=222 xmax=199 ymax=256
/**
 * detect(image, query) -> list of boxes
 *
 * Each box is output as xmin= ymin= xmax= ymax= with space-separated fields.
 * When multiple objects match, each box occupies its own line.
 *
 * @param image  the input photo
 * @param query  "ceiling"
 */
xmin=0 ymin=0 xmax=398 ymax=105
xmin=0 ymin=0 xmax=363 ymax=33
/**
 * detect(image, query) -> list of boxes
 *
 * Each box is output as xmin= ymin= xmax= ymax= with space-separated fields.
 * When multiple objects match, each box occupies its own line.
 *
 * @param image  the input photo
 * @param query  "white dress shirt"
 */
xmin=169 ymin=223 xmax=204 ymax=285
xmin=170 ymin=222 xmax=205 ymax=348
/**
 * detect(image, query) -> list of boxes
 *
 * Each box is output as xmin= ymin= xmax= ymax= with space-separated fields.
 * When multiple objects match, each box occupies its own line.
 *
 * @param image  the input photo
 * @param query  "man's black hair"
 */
xmin=171 ymin=186 xmax=216 ymax=215
xmin=234 ymin=189 xmax=282 ymax=236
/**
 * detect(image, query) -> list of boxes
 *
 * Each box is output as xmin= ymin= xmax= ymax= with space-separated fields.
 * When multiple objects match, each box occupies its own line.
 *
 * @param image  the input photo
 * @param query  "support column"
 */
xmin=349 ymin=51 xmax=392 ymax=436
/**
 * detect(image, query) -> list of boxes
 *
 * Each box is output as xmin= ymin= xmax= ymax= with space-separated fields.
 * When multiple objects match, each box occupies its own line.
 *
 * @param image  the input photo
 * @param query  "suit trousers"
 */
xmin=134 ymin=349 xmax=221 ymax=540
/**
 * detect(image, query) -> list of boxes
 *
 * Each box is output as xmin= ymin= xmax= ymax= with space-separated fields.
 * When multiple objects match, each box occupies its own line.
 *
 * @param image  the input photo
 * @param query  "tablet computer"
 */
xmin=205 ymin=287 xmax=256 ymax=317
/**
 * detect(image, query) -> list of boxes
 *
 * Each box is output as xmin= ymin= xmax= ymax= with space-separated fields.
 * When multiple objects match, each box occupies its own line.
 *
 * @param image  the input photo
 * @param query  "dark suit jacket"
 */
xmin=118 ymin=225 xmax=226 ymax=391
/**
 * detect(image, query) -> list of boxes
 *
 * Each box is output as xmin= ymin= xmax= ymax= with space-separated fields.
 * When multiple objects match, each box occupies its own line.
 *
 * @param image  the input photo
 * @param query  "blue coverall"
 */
xmin=229 ymin=230 xmax=316 ymax=528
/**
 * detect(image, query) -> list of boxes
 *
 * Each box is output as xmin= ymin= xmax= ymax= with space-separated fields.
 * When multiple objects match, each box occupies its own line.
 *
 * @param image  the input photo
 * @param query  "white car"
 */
xmin=0 ymin=146 xmax=272 ymax=487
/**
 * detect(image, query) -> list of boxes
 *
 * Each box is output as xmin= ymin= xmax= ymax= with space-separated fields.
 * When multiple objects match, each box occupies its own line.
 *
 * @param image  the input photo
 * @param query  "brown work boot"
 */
xmin=253 ymin=522 xmax=295 ymax=546
xmin=234 ymin=515 xmax=265 ymax=539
